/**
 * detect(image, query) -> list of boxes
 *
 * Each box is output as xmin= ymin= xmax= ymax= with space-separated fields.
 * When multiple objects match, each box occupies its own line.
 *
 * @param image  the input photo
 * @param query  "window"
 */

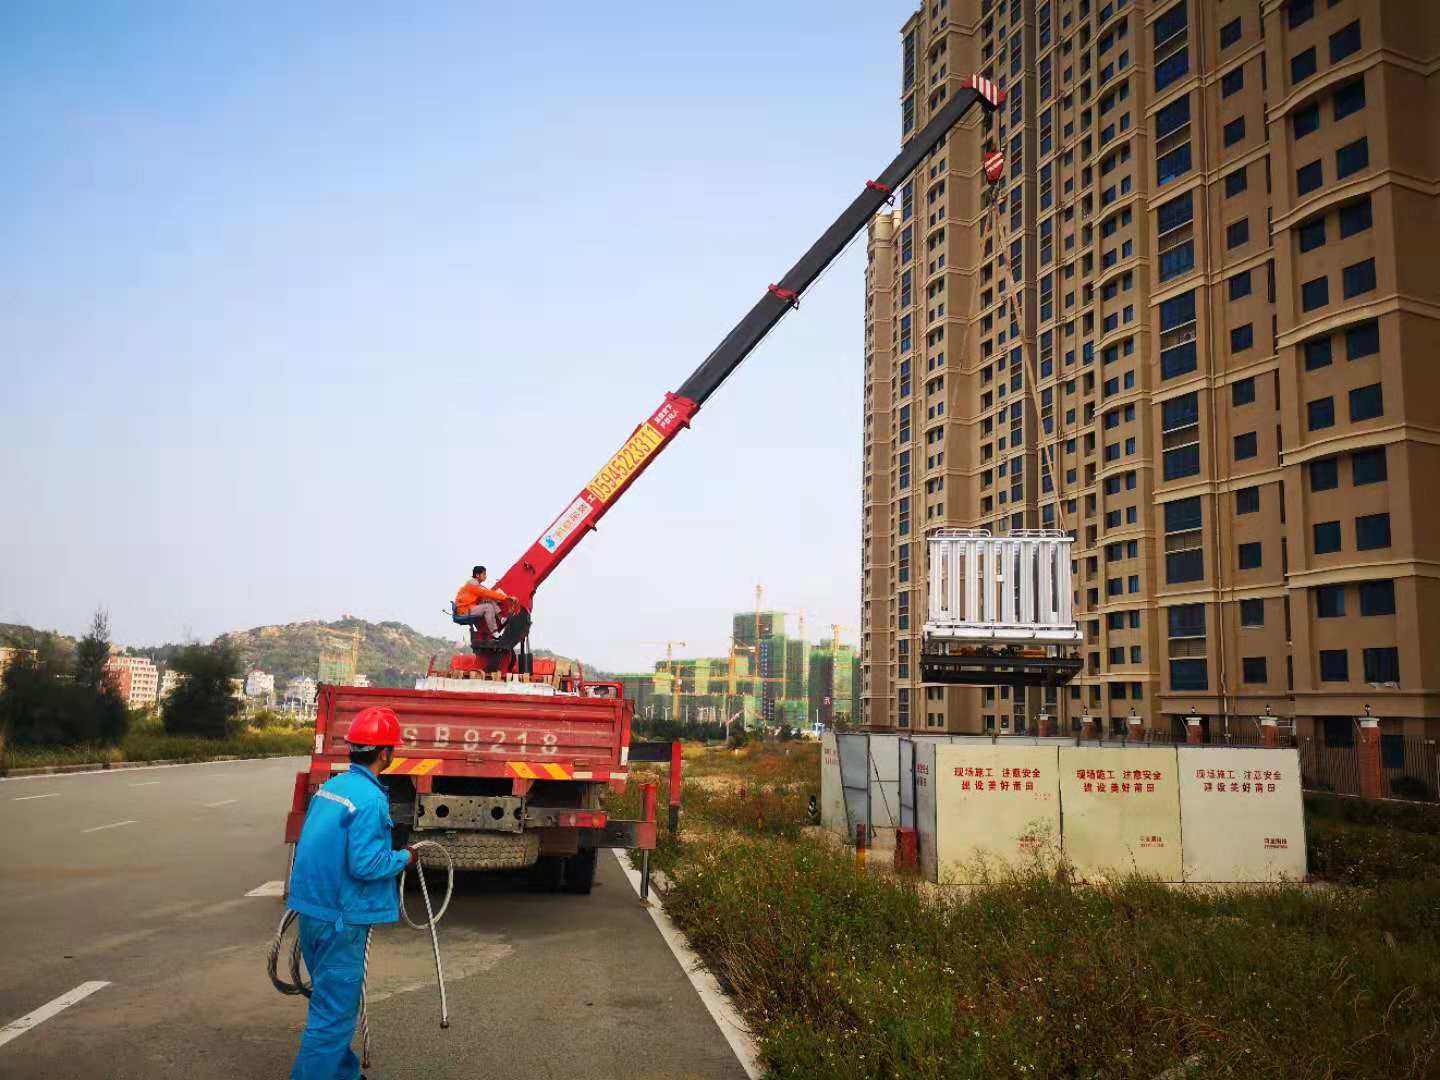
xmin=1352 ymin=581 xmax=1397 ymax=620
xmin=1157 ymin=144 xmax=1192 ymax=185
xmin=1324 ymin=715 xmax=1355 ymax=747
xmin=1297 ymin=160 xmax=1324 ymax=195
xmin=1221 ymin=67 xmax=1244 ymax=97
xmin=1230 ymin=324 xmax=1254 ymax=353
xmin=1155 ymin=48 xmax=1190 ymax=92
xmin=1232 ymin=376 xmax=1255 ymax=405
xmin=1291 ymin=47 xmax=1317 ymax=84
xmin=1333 ymin=78 xmax=1366 ymax=120
xmin=1223 ymin=117 xmax=1245 ymax=147
xmin=1298 ymin=218 xmax=1326 ymax=252
xmin=1340 ymin=198 xmax=1372 ymax=238
xmin=1160 ymin=242 xmax=1195 ymax=281
xmin=1330 ymin=21 xmax=1362 ymax=64
xmin=1164 ymin=444 xmax=1200 ymax=480
xmin=1156 ymin=190 xmax=1193 ymax=234
xmin=1356 ymin=512 xmax=1391 ymax=550
xmin=1346 ymin=320 xmax=1379 ymax=360
xmin=1170 ymin=659 xmax=1208 ymax=691
xmin=1302 ymin=276 xmax=1329 ymax=312
xmin=1162 ymin=392 xmax=1199 ymax=431
xmin=1319 ymin=649 xmax=1348 ymax=682
xmin=1242 ymin=657 xmax=1267 ymax=684
xmin=1343 ymin=259 xmax=1376 ymax=299
xmin=1168 ymin=603 xmax=1205 ymax=637
xmin=1307 ymin=396 xmax=1335 ymax=430
xmin=1304 ymin=336 xmax=1333 ymax=370
xmin=1226 ymin=219 xmax=1249 ymax=249
xmin=1160 ymin=290 xmax=1196 ymax=331
xmin=1219 ymin=17 xmax=1242 ymax=49
xmin=1310 ymin=457 xmax=1339 ymax=491
xmin=1234 ymin=432 xmax=1257 ymax=460
xmin=1352 ymin=446 xmax=1387 ymax=485
xmin=1349 ymin=383 xmax=1383 ymax=422
xmin=1155 ymin=96 xmax=1191 ymax=140
xmin=1317 ymin=584 xmax=1346 ymax=617
xmin=1337 ymin=138 xmax=1369 ymax=179
xmin=1229 ymin=271 xmax=1252 ymax=300
xmin=1293 ymin=103 xmax=1320 ymax=139
xmin=1288 ymin=0 xmax=1314 ymax=30
xmin=1236 ymin=486 xmax=1259 ymax=514
xmin=1225 ymin=167 xmax=1248 ymax=198
xmin=1161 ymin=341 xmax=1197 ymax=380
xmin=1238 ymin=541 xmax=1262 ymax=569
xmin=1364 ymin=647 xmax=1400 ymax=684
xmin=1314 ymin=521 xmax=1342 ymax=555
xmin=1240 ymin=598 xmax=1264 ymax=626
xmin=1154 ymin=2 xmax=1188 ymax=45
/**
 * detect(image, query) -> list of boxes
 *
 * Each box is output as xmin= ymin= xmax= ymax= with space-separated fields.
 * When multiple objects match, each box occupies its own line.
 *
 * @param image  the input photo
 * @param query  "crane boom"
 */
xmin=496 ymin=78 xmax=1003 ymax=612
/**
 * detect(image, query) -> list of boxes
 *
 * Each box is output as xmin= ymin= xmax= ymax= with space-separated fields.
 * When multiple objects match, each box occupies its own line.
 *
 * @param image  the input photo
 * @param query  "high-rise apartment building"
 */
xmin=861 ymin=0 xmax=1439 ymax=744
xmin=104 ymin=655 xmax=159 ymax=708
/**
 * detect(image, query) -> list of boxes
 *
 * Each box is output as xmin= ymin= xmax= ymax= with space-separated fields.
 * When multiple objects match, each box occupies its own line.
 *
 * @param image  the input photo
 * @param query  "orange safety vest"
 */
xmin=455 ymin=579 xmax=507 ymax=616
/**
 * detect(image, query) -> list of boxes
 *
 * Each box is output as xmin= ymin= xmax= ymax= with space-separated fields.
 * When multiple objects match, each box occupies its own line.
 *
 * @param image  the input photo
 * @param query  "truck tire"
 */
xmin=563 ymin=848 xmax=598 ymax=895
xmin=422 ymin=830 xmax=541 ymax=871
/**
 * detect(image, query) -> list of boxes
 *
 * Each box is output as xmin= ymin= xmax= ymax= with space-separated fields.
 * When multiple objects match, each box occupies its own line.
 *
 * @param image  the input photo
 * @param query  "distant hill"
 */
xmin=2 ymin=617 xmax=609 ymax=689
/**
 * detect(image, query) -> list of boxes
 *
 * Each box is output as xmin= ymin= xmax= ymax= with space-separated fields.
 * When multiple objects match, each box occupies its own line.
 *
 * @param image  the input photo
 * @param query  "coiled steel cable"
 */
xmin=267 ymin=838 xmax=455 ymax=1065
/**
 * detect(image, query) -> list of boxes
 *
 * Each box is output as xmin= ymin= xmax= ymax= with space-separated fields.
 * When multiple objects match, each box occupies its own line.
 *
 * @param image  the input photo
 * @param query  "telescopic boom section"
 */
xmin=495 ymin=79 xmax=1003 ymax=612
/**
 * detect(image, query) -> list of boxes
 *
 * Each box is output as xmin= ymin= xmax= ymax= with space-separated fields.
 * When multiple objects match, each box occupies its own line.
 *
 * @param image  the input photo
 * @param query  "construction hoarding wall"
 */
xmin=836 ymin=733 xmax=869 ymax=839
xmin=819 ymin=733 xmax=847 ymax=838
xmin=903 ymin=739 xmax=1306 ymax=884
xmin=868 ymin=733 xmax=902 ymax=831
xmin=931 ymin=744 xmax=1063 ymax=882
xmin=1177 ymin=747 xmax=1306 ymax=883
xmin=1058 ymin=746 xmax=1181 ymax=882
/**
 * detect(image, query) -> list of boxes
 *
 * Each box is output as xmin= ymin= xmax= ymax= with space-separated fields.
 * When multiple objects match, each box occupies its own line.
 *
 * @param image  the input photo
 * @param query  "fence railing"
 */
xmin=1297 ymin=734 xmax=1440 ymax=803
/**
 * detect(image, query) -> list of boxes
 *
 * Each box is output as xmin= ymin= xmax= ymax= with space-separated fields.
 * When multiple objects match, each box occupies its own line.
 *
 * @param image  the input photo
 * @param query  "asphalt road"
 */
xmin=0 ymin=757 xmax=749 ymax=1079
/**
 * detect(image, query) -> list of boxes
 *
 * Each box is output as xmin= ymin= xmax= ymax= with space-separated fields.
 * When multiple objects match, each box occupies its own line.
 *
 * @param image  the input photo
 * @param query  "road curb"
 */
xmin=0 ymin=752 xmax=295 ymax=779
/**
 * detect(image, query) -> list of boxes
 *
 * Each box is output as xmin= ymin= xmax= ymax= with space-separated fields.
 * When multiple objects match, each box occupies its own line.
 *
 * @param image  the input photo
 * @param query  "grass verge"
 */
xmin=615 ymin=743 xmax=1440 ymax=1079
xmin=1 ymin=727 xmax=312 ymax=770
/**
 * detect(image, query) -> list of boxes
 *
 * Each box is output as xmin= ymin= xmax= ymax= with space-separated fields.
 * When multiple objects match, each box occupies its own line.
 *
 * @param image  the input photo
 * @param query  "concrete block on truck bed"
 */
xmin=819 ymin=733 xmax=847 ymax=838
xmin=928 ymin=743 xmax=1062 ymax=883
xmin=1177 ymin=747 xmax=1306 ymax=883
xmin=1058 ymin=746 xmax=1182 ymax=882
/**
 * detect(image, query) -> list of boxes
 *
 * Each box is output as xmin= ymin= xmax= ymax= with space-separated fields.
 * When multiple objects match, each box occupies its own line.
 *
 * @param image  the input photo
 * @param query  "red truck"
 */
xmin=281 ymin=77 xmax=1002 ymax=890
xmin=284 ymin=656 xmax=679 ymax=893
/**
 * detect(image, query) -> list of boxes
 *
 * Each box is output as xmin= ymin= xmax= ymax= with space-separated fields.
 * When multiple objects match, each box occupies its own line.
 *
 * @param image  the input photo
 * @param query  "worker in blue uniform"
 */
xmin=287 ymin=705 xmax=416 ymax=1080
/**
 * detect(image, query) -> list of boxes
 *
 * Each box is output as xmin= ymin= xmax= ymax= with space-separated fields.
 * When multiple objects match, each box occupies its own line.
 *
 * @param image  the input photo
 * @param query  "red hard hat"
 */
xmin=347 ymin=706 xmax=402 ymax=748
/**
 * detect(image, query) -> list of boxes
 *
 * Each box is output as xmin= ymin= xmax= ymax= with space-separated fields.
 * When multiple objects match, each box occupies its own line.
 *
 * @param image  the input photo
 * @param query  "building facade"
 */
xmin=244 ymin=670 xmax=276 ymax=699
xmin=104 ymin=655 xmax=159 ymax=708
xmin=861 ymin=0 xmax=1439 ymax=742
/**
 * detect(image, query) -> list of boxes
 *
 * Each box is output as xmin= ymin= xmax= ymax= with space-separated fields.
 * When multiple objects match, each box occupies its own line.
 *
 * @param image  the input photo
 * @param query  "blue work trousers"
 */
xmin=291 ymin=916 xmax=370 ymax=1080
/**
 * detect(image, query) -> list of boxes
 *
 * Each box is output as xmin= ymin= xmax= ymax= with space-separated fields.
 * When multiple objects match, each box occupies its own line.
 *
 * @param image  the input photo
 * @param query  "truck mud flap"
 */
xmin=593 ymin=819 xmax=656 ymax=851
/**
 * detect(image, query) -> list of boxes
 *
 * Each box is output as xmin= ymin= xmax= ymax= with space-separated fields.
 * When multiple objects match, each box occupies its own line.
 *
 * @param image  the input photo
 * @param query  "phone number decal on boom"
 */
xmin=586 ymin=422 xmax=664 ymax=503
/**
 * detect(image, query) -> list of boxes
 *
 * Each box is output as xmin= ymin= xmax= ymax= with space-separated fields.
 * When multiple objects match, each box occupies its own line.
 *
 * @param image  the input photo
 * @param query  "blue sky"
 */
xmin=1 ymin=1 xmax=912 ymax=672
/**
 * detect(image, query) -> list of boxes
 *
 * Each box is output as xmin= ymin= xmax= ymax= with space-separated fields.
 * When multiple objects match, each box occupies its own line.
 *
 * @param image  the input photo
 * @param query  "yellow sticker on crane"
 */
xmin=586 ymin=422 xmax=664 ymax=503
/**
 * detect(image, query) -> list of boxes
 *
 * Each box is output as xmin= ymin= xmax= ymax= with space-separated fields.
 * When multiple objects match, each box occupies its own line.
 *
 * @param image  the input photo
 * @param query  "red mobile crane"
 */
xmin=284 ymin=78 xmax=1004 ymax=892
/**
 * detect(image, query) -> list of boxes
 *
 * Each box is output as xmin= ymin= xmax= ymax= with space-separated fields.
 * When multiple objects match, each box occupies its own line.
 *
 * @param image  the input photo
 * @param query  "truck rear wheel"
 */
xmin=423 ymin=830 xmax=540 ymax=872
xmin=562 ymin=848 xmax=598 ymax=895
xmin=529 ymin=855 xmax=566 ymax=893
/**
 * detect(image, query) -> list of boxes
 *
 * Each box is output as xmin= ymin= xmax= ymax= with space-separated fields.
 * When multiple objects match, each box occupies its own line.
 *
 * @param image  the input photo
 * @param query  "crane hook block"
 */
xmin=767 ymin=284 xmax=800 ymax=308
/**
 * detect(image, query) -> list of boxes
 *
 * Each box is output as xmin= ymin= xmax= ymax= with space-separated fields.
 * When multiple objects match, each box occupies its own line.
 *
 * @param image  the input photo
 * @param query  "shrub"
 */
xmin=0 ymin=611 xmax=129 ymax=748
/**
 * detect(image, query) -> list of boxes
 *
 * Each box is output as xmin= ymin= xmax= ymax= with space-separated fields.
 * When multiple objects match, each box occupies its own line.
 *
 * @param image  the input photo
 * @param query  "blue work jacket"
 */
xmin=288 ymin=763 xmax=410 ymax=928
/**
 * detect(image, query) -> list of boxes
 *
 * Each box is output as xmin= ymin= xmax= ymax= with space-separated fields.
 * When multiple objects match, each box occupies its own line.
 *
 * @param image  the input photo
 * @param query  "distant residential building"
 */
xmin=245 ymin=671 xmax=276 ymax=698
xmin=159 ymin=669 xmax=186 ymax=698
xmin=284 ymin=675 xmax=318 ymax=704
xmin=105 ymin=655 xmax=159 ymax=707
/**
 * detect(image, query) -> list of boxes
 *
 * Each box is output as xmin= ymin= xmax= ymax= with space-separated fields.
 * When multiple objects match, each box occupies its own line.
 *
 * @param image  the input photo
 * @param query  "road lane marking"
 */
xmin=82 ymin=820 xmax=137 ymax=833
xmin=12 ymin=793 xmax=59 ymax=801
xmin=204 ymin=799 xmax=238 ymax=808
xmin=0 ymin=981 xmax=111 ymax=1050
xmin=612 ymin=851 xmax=762 ymax=1079
xmin=129 ymin=781 xmax=161 ymax=787
xmin=0 ymin=755 xmax=306 ymax=783
xmin=246 ymin=881 xmax=285 ymax=897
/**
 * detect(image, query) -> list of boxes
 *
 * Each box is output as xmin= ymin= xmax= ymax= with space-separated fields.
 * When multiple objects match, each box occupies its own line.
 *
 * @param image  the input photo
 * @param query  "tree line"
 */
xmin=0 ymin=610 xmax=248 ymax=748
